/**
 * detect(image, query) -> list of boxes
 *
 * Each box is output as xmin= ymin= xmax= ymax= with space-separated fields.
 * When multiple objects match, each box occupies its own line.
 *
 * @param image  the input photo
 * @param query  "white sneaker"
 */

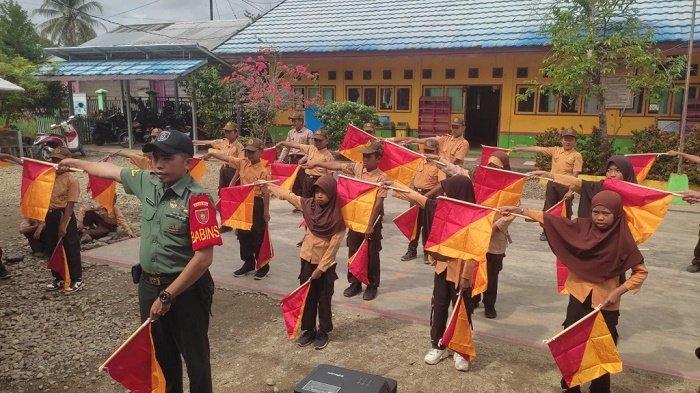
xmin=424 ymin=348 xmax=449 ymax=365
xmin=454 ymin=353 xmax=470 ymax=371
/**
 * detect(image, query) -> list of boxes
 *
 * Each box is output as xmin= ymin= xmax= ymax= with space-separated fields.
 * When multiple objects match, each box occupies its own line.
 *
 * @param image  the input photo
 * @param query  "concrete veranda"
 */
xmin=83 ymin=196 xmax=700 ymax=382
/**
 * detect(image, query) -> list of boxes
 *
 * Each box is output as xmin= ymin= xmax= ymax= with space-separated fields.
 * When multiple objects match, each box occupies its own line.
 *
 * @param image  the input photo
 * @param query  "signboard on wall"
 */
xmin=602 ymin=77 xmax=633 ymax=109
xmin=72 ymin=92 xmax=87 ymax=116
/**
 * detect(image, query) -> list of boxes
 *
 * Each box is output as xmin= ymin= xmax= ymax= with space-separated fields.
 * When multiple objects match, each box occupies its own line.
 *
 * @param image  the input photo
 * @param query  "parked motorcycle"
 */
xmin=32 ymin=115 xmax=85 ymax=161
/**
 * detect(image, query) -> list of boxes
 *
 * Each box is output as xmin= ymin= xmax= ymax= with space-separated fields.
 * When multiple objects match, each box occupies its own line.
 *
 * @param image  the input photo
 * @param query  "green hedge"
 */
xmin=630 ymin=126 xmax=700 ymax=184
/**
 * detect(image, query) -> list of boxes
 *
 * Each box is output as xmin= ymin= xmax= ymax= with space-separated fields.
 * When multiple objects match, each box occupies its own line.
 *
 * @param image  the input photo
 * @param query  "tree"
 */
xmin=0 ymin=0 xmax=44 ymax=62
xmin=0 ymin=53 xmax=48 ymax=127
xmin=181 ymin=66 xmax=241 ymax=138
xmin=34 ymin=0 xmax=105 ymax=46
xmin=317 ymin=101 xmax=379 ymax=149
xmin=229 ymin=48 xmax=317 ymax=141
xmin=525 ymin=0 xmax=686 ymax=139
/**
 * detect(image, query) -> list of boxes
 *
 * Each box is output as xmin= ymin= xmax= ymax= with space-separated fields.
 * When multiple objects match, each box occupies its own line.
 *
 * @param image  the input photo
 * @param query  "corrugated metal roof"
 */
xmin=82 ymin=19 xmax=250 ymax=51
xmin=215 ymin=0 xmax=699 ymax=54
xmin=34 ymin=59 xmax=207 ymax=81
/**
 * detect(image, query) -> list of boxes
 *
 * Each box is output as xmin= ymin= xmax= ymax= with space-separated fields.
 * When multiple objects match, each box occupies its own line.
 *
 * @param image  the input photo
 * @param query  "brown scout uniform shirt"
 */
xmin=298 ymin=144 xmax=334 ymax=177
xmin=211 ymin=138 xmax=244 ymax=167
xmin=227 ymin=157 xmax=271 ymax=196
xmin=341 ymin=163 xmax=389 ymax=198
xmin=77 ymin=205 xmax=135 ymax=237
xmin=49 ymin=173 xmax=80 ymax=209
xmin=541 ymin=147 xmax=583 ymax=176
xmin=128 ymin=154 xmax=153 ymax=170
xmin=412 ymin=160 xmax=447 ymax=191
xmin=436 ymin=135 xmax=469 ymax=164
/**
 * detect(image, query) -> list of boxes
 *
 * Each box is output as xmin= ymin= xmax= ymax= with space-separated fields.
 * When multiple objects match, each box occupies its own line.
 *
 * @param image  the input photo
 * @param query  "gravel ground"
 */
xmin=0 ymin=151 xmax=695 ymax=393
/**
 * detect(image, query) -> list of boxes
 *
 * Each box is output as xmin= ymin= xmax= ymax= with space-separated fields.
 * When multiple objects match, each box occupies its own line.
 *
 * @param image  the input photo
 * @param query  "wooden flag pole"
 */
xmin=252 ymin=179 xmax=281 ymax=186
xmin=481 ymin=144 xmax=512 ymax=152
xmin=543 ymin=307 xmax=601 ymax=344
xmin=99 ymin=318 xmax=152 ymax=371
xmin=436 ymin=195 xmax=531 ymax=221
xmin=624 ymin=152 xmax=665 ymax=157
xmin=21 ymin=157 xmax=85 ymax=173
xmin=476 ymin=164 xmax=527 ymax=178
xmin=337 ymin=174 xmax=412 ymax=193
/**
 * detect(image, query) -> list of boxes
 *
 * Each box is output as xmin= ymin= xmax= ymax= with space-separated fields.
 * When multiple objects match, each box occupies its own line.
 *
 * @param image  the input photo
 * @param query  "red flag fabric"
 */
xmin=473 ymin=165 xmax=526 ymax=207
xmin=439 ymin=293 xmax=476 ymax=361
xmin=280 ymin=281 xmax=311 ymax=339
xmin=47 ymin=240 xmax=70 ymax=290
xmin=339 ymin=124 xmax=376 ymax=163
xmin=261 ymin=147 xmax=277 ymax=167
xmin=270 ymin=162 xmax=301 ymax=191
xmin=218 ymin=184 xmax=255 ymax=230
xmin=348 ymin=238 xmax=370 ymax=285
xmin=20 ymin=159 xmax=56 ymax=221
xmin=378 ymin=141 xmax=424 ymax=186
xmin=100 ymin=320 xmax=166 ymax=393
xmin=480 ymin=145 xmax=510 ymax=166
xmin=87 ymin=175 xmax=117 ymax=215
xmin=336 ymin=176 xmax=379 ymax=233
xmin=188 ymin=158 xmax=206 ymax=183
xmin=625 ymin=153 xmax=658 ymax=183
xmin=393 ymin=204 xmax=420 ymax=241
xmin=546 ymin=199 xmax=570 ymax=294
xmin=256 ymin=228 xmax=274 ymax=269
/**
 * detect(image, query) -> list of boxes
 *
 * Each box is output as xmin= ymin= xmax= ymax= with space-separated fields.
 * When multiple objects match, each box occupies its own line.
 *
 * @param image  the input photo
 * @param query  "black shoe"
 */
xmin=343 ymin=283 xmax=362 ymax=298
xmin=297 ymin=329 xmax=316 ymax=347
xmin=46 ymin=278 xmax=63 ymax=291
xmin=254 ymin=265 xmax=269 ymax=280
xmin=484 ymin=307 xmax=497 ymax=319
xmin=687 ymin=262 xmax=700 ymax=273
xmin=363 ymin=287 xmax=378 ymax=301
xmin=233 ymin=264 xmax=255 ymax=277
xmin=539 ymin=233 xmax=547 ymax=241
xmin=313 ymin=331 xmax=329 ymax=350
xmin=0 ymin=269 xmax=11 ymax=279
xmin=64 ymin=279 xmax=84 ymax=294
xmin=401 ymin=249 xmax=417 ymax=261
xmin=220 ymin=226 xmax=233 ymax=233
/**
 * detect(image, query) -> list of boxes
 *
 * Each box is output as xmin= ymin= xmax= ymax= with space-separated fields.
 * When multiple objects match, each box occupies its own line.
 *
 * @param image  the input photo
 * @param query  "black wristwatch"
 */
xmin=159 ymin=290 xmax=173 ymax=305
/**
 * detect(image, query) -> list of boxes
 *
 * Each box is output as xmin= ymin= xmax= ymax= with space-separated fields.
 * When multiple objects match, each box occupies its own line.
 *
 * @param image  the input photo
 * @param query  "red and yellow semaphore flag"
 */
xmin=337 ymin=175 xmax=379 ymax=233
xmin=47 ymin=240 xmax=70 ymax=290
xmin=21 ymin=159 xmax=56 ymax=221
xmin=218 ymin=184 xmax=255 ymax=230
xmin=473 ymin=165 xmax=526 ymax=208
xmin=439 ymin=293 xmax=476 ymax=361
xmin=480 ymin=145 xmax=510 ymax=166
xmin=378 ymin=140 xmax=424 ymax=186
xmin=602 ymin=178 xmax=673 ymax=244
xmin=546 ymin=199 xmax=570 ymax=294
xmin=270 ymin=162 xmax=301 ymax=191
xmin=548 ymin=310 xmax=622 ymax=389
xmin=256 ymin=228 xmax=274 ymax=269
xmin=280 ymin=280 xmax=311 ymax=339
xmin=348 ymin=238 xmax=370 ymax=285
xmin=338 ymin=124 xmax=376 ymax=163
xmin=188 ymin=157 xmax=206 ymax=183
xmin=100 ymin=319 xmax=166 ymax=393
xmin=625 ymin=153 xmax=658 ymax=183
xmin=424 ymin=197 xmax=496 ymax=261
xmin=261 ymin=147 xmax=277 ymax=167
xmin=393 ymin=204 xmax=420 ymax=241
xmin=88 ymin=175 xmax=117 ymax=215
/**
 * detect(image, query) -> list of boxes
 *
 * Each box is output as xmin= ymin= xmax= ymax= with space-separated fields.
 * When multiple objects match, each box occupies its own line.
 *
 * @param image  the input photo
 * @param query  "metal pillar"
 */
xmin=191 ymin=84 xmax=198 ymax=141
xmin=67 ymin=81 xmax=74 ymax=116
xmin=173 ymin=79 xmax=180 ymax=112
xmin=678 ymin=0 xmax=697 ymax=173
xmin=123 ymin=80 xmax=134 ymax=150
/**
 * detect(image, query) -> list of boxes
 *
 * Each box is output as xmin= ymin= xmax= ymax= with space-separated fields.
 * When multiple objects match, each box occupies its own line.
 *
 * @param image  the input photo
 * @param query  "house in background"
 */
xmin=214 ymin=0 xmax=699 ymax=150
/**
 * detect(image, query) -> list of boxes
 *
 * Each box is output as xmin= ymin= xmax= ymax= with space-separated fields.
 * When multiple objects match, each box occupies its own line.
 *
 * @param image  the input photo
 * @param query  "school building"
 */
xmin=214 ymin=0 xmax=699 ymax=149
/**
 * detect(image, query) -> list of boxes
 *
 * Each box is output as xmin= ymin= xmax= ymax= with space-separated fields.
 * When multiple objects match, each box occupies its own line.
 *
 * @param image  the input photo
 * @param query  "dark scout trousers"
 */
xmin=299 ymin=259 xmax=338 ymax=333
xmin=346 ymin=222 xmax=383 ymax=288
xmin=430 ymin=270 xmax=472 ymax=348
xmin=236 ymin=197 xmax=268 ymax=273
xmin=44 ymin=209 xmax=82 ymax=281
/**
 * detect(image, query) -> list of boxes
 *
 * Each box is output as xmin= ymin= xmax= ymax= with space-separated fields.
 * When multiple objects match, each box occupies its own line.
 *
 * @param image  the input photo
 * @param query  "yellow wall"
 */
xmin=277 ymin=51 xmax=700 ymax=137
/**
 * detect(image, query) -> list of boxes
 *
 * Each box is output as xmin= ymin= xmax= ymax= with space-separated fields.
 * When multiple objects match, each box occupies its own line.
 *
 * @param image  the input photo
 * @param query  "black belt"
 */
xmin=142 ymin=271 xmax=179 ymax=286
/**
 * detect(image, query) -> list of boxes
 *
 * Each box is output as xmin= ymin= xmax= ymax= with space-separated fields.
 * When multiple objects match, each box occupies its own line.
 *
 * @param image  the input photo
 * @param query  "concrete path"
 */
xmin=83 ymin=197 xmax=700 ymax=381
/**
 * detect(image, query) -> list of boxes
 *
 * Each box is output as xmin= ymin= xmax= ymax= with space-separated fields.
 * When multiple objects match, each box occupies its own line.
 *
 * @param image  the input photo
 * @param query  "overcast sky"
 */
xmin=18 ymin=0 xmax=279 ymax=30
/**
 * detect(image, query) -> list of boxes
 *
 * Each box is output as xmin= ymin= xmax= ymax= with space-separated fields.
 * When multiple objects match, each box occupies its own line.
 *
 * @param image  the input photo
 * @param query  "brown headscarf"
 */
xmin=578 ymin=155 xmax=637 ymax=218
xmin=489 ymin=150 xmax=511 ymax=170
xmin=300 ymin=175 xmax=345 ymax=238
xmin=544 ymin=190 xmax=643 ymax=283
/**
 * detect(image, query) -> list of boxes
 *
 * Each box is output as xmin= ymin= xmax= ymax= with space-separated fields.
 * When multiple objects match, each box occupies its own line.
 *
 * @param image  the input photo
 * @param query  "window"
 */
xmin=672 ymin=86 xmax=699 ymax=115
xmin=516 ymin=67 xmax=528 ymax=78
xmin=538 ymin=90 xmax=557 ymax=113
xmin=363 ymin=70 xmax=372 ymax=80
xmin=307 ymin=87 xmax=319 ymax=100
xmin=404 ymin=69 xmax=414 ymax=79
xmin=445 ymin=69 xmax=455 ymax=79
xmin=516 ymin=86 xmax=535 ymax=113
xmin=624 ymin=91 xmax=644 ymax=115
xmin=424 ymin=86 xmax=443 ymax=97
xmin=396 ymin=87 xmax=411 ymax=111
xmin=293 ymin=87 xmax=305 ymax=109
xmin=347 ymin=87 xmax=361 ymax=102
xmin=322 ymin=87 xmax=335 ymax=102
xmin=344 ymin=70 xmax=353 ymax=80
xmin=647 ymin=92 xmax=670 ymax=115
xmin=446 ymin=87 xmax=464 ymax=113
xmin=560 ymin=95 xmax=580 ymax=114
xmin=583 ymin=94 xmax=601 ymax=114
xmin=422 ymin=69 xmax=432 ymax=79
xmin=492 ymin=67 xmax=503 ymax=78
xmin=363 ymin=87 xmax=378 ymax=108
xmin=328 ymin=71 xmax=337 ymax=80
xmin=383 ymin=70 xmax=392 ymax=80
xmin=380 ymin=87 xmax=394 ymax=110
xmin=468 ymin=68 xmax=479 ymax=78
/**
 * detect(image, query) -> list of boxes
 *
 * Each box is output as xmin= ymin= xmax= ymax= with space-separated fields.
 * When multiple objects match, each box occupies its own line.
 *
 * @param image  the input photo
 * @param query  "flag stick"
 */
xmin=253 ymin=179 xmax=281 ymax=186
xmin=543 ymin=307 xmax=601 ymax=344
xmin=99 ymin=318 xmax=152 ymax=371
xmin=436 ymin=196 xmax=531 ymax=220
xmin=21 ymin=157 xmax=85 ymax=172
xmin=337 ymin=174 xmax=412 ymax=193
xmin=476 ymin=164 xmax=526 ymax=178
xmin=481 ymin=144 xmax=512 ymax=152
xmin=624 ymin=153 xmax=664 ymax=157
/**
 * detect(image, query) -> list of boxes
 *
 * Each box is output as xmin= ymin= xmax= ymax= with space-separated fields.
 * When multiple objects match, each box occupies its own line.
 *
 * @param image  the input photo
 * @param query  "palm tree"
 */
xmin=34 ymin=0 xmax=105 ymax=46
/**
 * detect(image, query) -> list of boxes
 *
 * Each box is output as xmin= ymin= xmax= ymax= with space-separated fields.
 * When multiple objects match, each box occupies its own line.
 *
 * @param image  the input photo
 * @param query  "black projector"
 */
xmin=294 ymin=364 xmax=397 ymax=393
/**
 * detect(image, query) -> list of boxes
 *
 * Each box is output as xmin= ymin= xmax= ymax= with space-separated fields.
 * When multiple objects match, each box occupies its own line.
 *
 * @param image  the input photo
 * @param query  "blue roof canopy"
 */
xmin=215 ymin=0 xmax=699 ymax=55
xmin=34 ymin=58 xmax=208 ymax=81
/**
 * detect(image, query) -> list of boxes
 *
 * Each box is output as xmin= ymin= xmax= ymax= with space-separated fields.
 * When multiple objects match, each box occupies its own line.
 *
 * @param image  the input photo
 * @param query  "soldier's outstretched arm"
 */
xmin=58 ymin=159 xmax=123 ymax=182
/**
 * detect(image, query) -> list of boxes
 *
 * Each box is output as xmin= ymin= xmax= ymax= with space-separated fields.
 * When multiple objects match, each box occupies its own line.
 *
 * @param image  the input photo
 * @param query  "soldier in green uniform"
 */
xmin=58 ymin=130 xmax=222 ymax=393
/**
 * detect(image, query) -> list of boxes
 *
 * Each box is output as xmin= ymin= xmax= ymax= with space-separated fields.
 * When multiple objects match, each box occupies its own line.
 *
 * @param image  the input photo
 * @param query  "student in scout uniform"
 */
xmin=502 ymin=190 xmax=648 ymax=393
xmin=363 ymin=122 xmax=377 ymax=135
xmin=77 ymin=200 xmax=136 ymax=240
xmin=401 ymin=138 xmax=446 ymax=262
xmin=276 ymin=129 xmax=334 ymax=198
xmin=203 ymin=138 xmax=272 ymax=279
xmin=668 ymin=150 xmax=700 ymax=273
xmin=265 ymin=175 xmax=346 ymax=350
xmin=512 ymin=129 xmax=583 ymax=239
xmin=59 ymin=129 xmax=222 ymax=393
xmin=304 ymin=140 xmax=387 ymax=301
xmin=386 ymin=175 xmax=476 ymax=372
xmin=19 ymin=218 xmax=46 ymax=256
xmin=280 ymin=112 xmax=314 ymax=202
xmin=401 ymin=117 xmax=469 ymax=165
xmin=528 ymin=155 xmax=635 ymax=219
xmin=113 ymin=150 xmax=153 ymax=170
xmin=194 ymin=121 xmax=244 ymax=189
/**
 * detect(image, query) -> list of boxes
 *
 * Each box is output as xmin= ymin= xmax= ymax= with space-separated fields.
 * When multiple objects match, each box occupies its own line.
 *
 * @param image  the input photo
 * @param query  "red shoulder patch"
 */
xmin=189 ymin=194 xmax=223 ymax=251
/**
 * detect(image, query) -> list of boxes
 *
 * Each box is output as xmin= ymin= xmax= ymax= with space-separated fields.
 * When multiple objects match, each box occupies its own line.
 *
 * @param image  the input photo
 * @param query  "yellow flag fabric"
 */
xmin=21 ymin=160 xmax=56 ymax=221
xmin=337 ymin=176 xmax=379 ymax=233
